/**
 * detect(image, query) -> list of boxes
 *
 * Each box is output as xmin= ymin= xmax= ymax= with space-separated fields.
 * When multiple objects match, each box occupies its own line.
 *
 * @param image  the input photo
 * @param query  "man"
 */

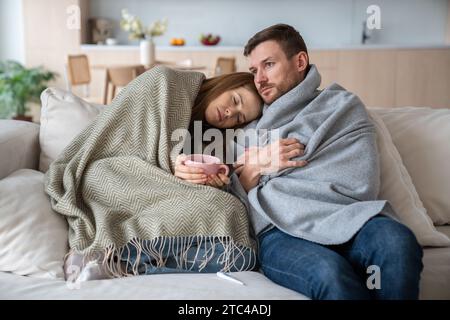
xmin=232 ymin=24 xmax=423 ymax=300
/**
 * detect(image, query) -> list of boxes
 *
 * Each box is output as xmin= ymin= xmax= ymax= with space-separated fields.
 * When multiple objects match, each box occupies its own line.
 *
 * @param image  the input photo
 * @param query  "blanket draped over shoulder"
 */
xmin=229 ymin=64 xmax=395 ymax=245
xmin=45 ymin=66 xmax=256 ymax=276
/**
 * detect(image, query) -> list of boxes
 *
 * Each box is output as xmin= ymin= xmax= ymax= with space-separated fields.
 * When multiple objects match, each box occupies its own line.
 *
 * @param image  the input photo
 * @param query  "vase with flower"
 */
xmin=120 ymin=9 xmax=168 ymax=67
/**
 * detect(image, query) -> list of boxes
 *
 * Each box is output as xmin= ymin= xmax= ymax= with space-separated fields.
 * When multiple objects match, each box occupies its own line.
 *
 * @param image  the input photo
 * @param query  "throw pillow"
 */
xmin=0 ymin=120 xmax=39 ymax=179
xmin=0 ymin=169 xmax=69 ymax=278
xmin=372 ymin=107 xmax=450 ymax=225
xmin=368 ymin=110 xmax=450 ymax=246
xmin=39 ymin=87 xmax=105 ymax=172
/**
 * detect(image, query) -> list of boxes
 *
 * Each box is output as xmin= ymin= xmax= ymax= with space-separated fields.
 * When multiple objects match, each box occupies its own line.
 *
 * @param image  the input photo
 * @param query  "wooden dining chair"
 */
xmin=103 ymin=65 xmax=146 ymax=104
xmin=66 ymin=54 xmax=103 ymax=104
xmin=214 ymin=57 xmax=236 ymax=76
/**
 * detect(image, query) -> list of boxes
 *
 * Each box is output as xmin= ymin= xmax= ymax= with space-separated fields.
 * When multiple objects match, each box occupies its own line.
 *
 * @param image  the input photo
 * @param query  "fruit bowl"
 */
xmin=200 ymin=34 xmax=221 ymax=46
xmin=170 ymin=38 xmax=185 ymax=46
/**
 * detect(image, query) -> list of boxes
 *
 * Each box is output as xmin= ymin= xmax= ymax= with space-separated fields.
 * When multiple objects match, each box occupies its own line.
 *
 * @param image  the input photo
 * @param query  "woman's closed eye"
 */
xmin=237 ymin=112 xmax=246 ymax=124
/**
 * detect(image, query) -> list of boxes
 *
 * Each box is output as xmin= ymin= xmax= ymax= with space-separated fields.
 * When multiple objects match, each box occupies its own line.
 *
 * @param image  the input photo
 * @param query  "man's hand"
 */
xmin=234 ymin=138 xmax=307 ymax=176
xmin=233 ymin=138 xmax=308 ymax=192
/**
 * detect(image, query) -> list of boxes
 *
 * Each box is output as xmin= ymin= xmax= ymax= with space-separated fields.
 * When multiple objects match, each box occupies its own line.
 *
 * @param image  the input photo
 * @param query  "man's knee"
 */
xmin=386 ymin=218 xmax=420 ymax=250
xmin=310 ymin=258 xmax=371 ymax=299
xmin=314 ymin=258 xmax=349 ymax=285
xmin=365 ymin=216 xmax=423 ymax=263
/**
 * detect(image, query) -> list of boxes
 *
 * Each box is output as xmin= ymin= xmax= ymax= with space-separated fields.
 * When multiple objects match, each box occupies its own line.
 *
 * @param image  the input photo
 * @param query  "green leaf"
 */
xmin=0 ymin=60 xmax=57 ymax=119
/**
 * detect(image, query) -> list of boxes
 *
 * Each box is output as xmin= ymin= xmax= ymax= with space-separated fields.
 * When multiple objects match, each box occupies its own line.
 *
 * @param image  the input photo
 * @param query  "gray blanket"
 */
xmin=230 ymin=64 xmax=394 ymax=245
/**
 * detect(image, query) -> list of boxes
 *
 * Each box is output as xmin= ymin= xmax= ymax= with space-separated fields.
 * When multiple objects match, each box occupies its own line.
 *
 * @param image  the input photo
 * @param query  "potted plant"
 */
xmin=120 ymin=9 xmax=168 ymax=67
xmin=0 ymin=60 xmax=57 ymax=121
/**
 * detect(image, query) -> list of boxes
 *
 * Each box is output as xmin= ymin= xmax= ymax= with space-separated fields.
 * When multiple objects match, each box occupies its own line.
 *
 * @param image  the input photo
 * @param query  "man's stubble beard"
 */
xmin=270 ymin=73 xmax=306 ymax=105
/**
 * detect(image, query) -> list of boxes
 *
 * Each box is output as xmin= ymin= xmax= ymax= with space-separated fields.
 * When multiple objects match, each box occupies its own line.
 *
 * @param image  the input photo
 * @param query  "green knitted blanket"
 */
xmin=44 ymin=66 xmax=256 ymax=276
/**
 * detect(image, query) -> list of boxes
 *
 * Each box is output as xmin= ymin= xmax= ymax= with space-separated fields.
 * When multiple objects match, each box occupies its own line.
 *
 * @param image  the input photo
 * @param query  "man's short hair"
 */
xmin=244 ymin=24 xmax=308 ymax=58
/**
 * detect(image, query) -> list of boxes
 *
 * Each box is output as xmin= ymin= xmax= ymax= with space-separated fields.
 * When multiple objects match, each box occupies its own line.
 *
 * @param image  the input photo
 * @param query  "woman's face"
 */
xmin=204 ymin=86 xmax=262 ymax=129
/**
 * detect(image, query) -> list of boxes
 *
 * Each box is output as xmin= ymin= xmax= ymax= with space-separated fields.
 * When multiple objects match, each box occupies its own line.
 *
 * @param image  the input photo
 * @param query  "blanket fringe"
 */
xmin=64 ymin=236 xmax=257 ymax=280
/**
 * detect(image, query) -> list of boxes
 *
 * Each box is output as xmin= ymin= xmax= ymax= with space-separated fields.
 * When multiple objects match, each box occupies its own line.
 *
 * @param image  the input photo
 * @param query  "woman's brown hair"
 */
xmin=191 ymin=72 xmax=258 ymax=123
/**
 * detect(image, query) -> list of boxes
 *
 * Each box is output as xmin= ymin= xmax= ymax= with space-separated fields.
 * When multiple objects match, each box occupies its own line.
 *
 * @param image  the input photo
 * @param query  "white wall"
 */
xmin=89 ymin=0 xmax=449 ymax=47
xmin=0 ymin=0 xmax=25 ymax=63
xmin=447 ymin=0 xmax=450 ymax=43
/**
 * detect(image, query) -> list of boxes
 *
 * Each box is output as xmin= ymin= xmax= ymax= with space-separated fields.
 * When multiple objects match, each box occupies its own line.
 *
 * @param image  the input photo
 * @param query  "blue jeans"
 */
xmin=121 ymin=237 xmax=257 ymax=275
xmin=258 ymin=214 xmax=424 ymax=300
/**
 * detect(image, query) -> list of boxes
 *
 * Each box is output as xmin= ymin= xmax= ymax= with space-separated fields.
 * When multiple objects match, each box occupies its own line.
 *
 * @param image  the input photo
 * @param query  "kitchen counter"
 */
xmin=81 ymin=43 xmax=450 ymax=51
xmin=81 ymin=44 xmax=244 ymax=51
xmin=311 ymin=43 xmax=450 ymax=50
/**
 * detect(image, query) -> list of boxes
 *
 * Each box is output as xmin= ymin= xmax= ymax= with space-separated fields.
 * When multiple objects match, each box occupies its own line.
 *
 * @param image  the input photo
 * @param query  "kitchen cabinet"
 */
xmin=336 ymin=50 xmax=397 ymax=107
xmin=395 ymin=49 xmax=450 ymax=108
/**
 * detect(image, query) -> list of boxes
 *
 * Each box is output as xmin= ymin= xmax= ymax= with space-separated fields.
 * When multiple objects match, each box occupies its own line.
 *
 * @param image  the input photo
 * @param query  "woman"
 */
xmin=120 ymin=70 xmax=304 ymax=277
xmin=60 ymin=70 xmax=266 ymax=281
xmin=174 ymin=72 xmax=263 ymax=188
xmin=119 ymin=72 xmax=264 ymax=276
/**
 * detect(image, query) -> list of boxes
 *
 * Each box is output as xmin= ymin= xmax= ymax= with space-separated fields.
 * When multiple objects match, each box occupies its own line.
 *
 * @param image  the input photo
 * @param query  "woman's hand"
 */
xmin=234 ymin=138 xmax=307 ymax=176
xmin=174 ymin=154 xmax=208 ymax=184
xmin=234 ymin=164 xmax=261 ymax=193
xmin=205 ymin=173 xmax=230 ymax=189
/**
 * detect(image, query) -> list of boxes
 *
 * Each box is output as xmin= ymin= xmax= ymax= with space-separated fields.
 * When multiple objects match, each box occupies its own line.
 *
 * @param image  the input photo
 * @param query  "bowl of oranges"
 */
xmin=170 ymin=38 xmax=185 ymax=46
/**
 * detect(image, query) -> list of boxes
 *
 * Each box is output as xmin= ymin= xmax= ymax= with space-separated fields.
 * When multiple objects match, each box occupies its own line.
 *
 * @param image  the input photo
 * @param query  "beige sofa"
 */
xmin=0 ymin=88 xmax=449 ymax=299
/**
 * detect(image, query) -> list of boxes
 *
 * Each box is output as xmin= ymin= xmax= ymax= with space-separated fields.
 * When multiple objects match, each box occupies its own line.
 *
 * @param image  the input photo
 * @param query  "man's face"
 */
xmin=248 ymin=40 xmax=305 ymax=105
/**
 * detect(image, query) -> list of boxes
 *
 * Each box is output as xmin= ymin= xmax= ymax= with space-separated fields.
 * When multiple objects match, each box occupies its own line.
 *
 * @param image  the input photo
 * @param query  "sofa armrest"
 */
xmin=0 ymin=120 xmax=40 ymax=179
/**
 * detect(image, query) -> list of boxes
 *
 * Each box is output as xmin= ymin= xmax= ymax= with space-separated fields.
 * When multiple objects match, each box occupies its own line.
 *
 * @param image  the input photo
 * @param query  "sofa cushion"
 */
xmin=0 ymin=169 xmax=68 ymax=278
xmin=0 ymin=270 xmax=307 ymax=299
xmin=0 ymin=120 xmax=40 ymax=179
xmin=368 ymin=110 xmax=450 ymax=247
xmin=372 ymin=107 xmax=450 ymax=226
xmin=39 ymin=87 xmax=105 ymax=172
